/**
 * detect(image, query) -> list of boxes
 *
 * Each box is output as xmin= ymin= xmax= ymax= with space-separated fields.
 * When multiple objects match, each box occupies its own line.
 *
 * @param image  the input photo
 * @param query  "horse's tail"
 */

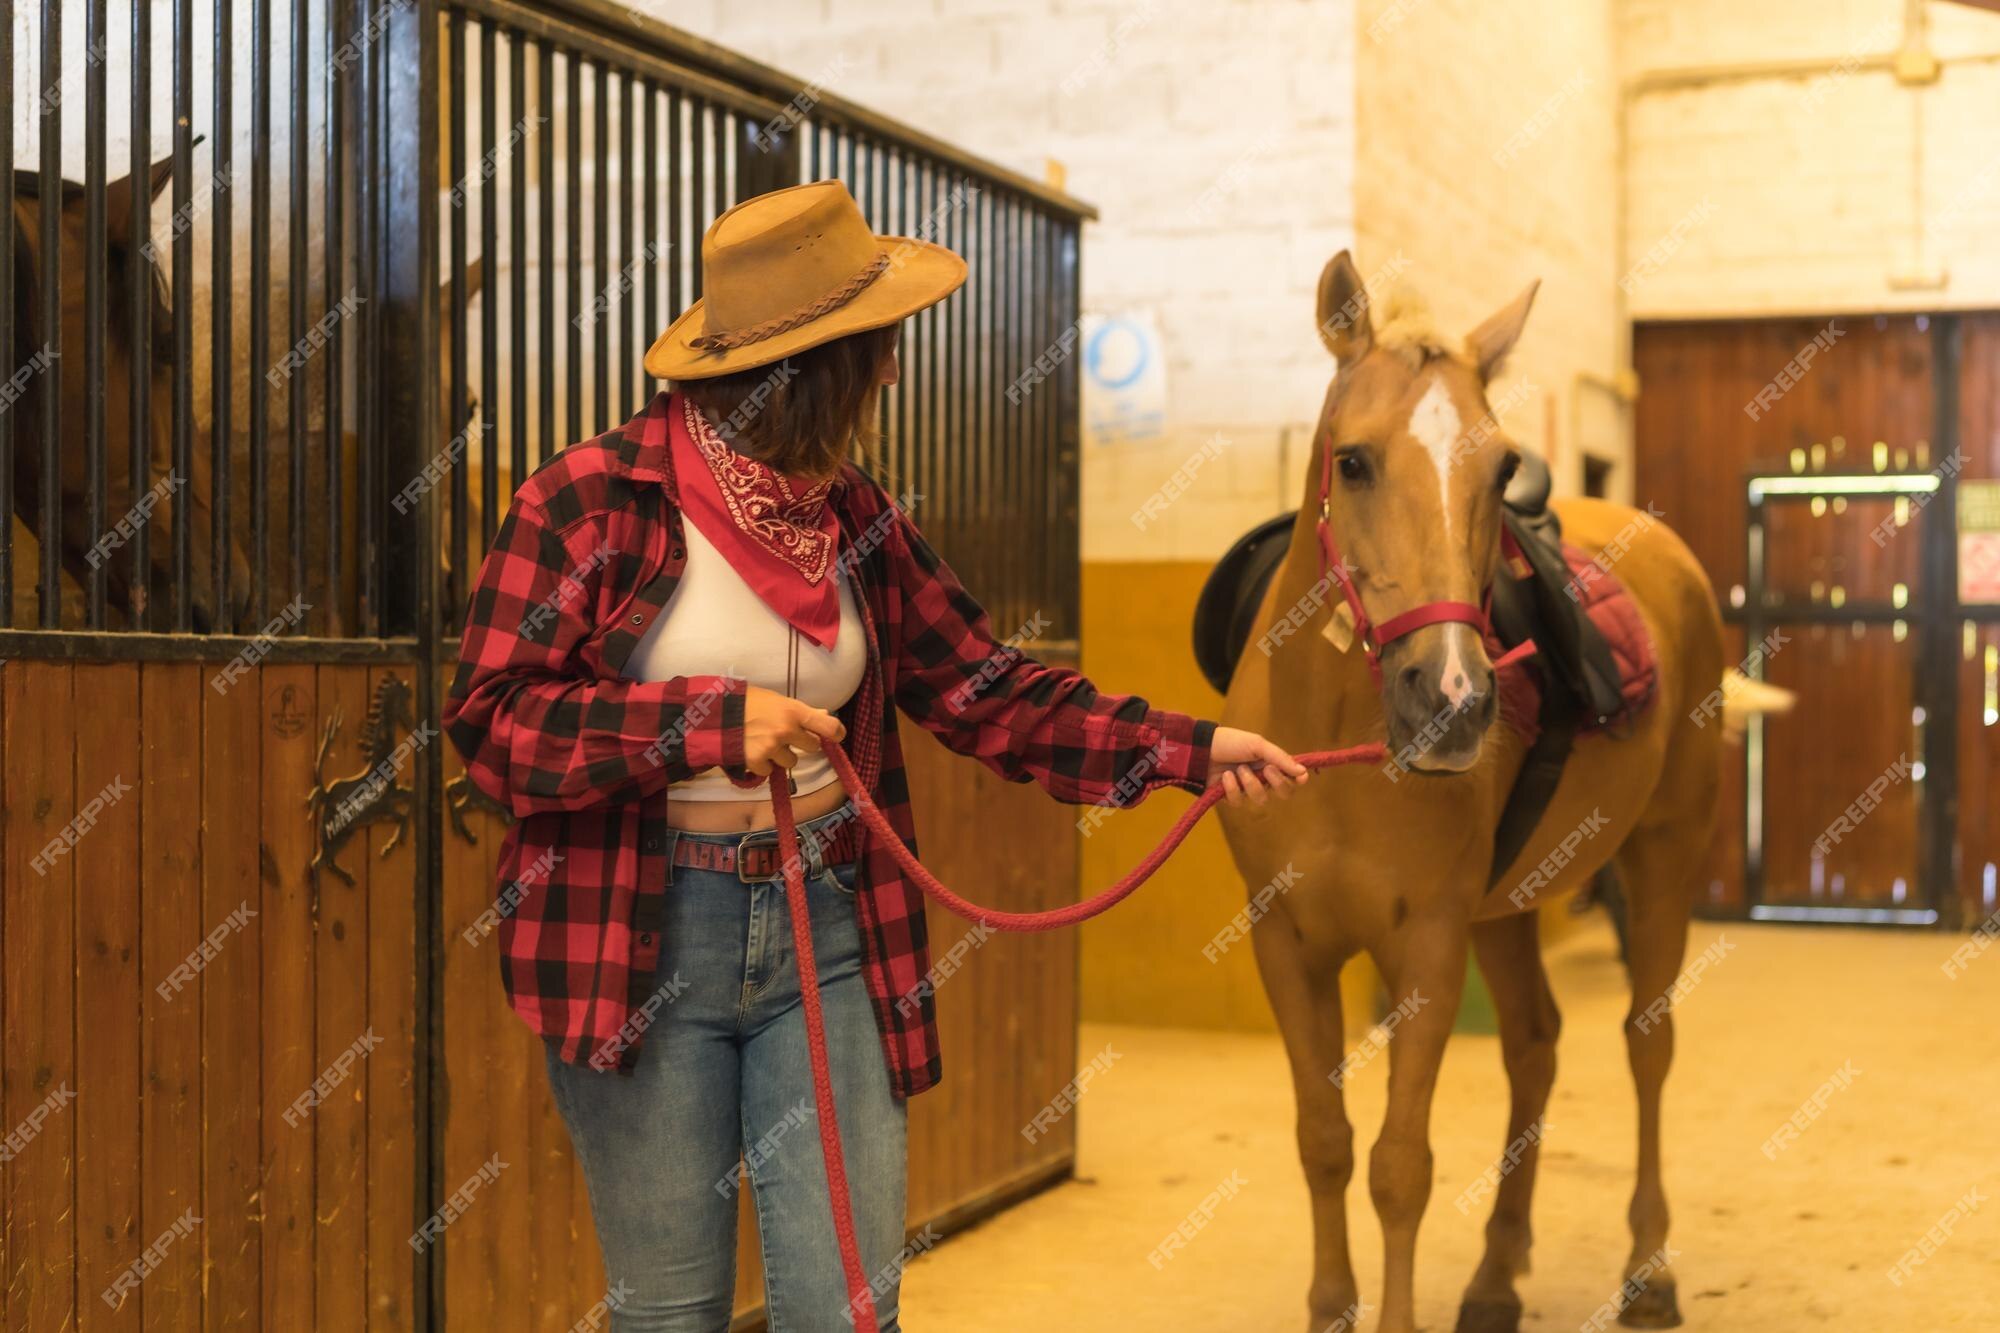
xmin=1718 ymin=668 xmax=1796 ymax=743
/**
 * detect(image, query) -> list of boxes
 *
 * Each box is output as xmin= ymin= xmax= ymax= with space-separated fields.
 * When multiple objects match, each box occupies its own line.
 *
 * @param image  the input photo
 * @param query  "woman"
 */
xmin=444 ymin=180 xmax=1307 ymax=1332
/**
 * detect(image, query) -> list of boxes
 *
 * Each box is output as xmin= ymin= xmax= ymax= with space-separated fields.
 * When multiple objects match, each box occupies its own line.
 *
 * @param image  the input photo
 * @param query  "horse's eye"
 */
xmin=1336 ymin=449 xmax=1371 ymax=485
xmin=1496 ymin=452 xmax=1521 ymax=491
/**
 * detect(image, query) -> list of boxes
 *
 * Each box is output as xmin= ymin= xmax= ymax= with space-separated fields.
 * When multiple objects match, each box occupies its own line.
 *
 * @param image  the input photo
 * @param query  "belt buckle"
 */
xmin=735 ymin=830 xmax=781 ymax=883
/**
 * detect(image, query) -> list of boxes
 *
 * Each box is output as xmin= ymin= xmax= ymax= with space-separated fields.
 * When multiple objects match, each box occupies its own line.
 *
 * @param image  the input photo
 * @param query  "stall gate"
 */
xmin=0 ymin=1 xmax=1092 ymax=1327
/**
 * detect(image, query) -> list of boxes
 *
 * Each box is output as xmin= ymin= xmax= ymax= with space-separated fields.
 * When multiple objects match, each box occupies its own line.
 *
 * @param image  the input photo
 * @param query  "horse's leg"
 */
xmin=1249 ymin=910 xmax=1362 ymax=1331
xmin=1456 ymin=911 xmax=1561 ymax=1333
xmin=1611 ymin=821 xmax=1697 ymax=1329
xmin=1368 ymin=915 xmax=1471 ymax=1333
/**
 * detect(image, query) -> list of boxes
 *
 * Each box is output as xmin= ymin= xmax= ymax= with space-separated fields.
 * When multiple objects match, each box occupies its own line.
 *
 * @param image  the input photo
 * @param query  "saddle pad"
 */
xmin=1489 ymin=543 xmax=1657 ymax=747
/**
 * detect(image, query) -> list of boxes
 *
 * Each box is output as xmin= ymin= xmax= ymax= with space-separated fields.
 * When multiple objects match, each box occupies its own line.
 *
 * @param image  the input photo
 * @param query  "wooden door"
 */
xmin=1635 ymin=315 xmax=2000 ymax=921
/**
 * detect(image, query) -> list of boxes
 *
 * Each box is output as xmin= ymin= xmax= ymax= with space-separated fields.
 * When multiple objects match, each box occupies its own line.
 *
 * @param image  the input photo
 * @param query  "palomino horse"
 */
xmin=1219 ymin=252 xmax=1726 ymax=1333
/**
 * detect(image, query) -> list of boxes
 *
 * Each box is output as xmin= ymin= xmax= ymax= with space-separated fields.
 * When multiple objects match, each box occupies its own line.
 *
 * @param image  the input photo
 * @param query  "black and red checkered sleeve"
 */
xmin=886 ymin=508 xmax=1213 ymax=806
xmin=443 ymin=496 xmax=745 ymax=818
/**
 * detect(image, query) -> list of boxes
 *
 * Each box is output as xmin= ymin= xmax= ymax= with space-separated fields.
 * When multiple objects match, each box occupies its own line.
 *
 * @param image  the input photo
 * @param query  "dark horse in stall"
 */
xmin=9 ymin=154 xmax=250 ymax=631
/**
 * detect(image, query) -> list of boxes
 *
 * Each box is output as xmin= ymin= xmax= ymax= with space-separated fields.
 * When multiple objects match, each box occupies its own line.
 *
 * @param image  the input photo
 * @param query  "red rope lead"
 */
xmin=771 ymin=741 xmax=1389 ymax=1332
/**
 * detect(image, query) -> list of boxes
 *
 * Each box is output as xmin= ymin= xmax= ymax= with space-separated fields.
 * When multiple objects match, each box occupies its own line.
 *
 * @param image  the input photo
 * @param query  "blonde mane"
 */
xmin=1372 ymin=288 xmax=1470 ymax=372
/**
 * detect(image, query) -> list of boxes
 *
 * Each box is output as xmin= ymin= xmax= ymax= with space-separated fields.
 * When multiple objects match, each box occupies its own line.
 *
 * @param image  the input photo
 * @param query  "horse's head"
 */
xmin=1311 ymin=250 xmax=1539 ymax=773
xmin=10 ymin=151 xmax=251 ymax=631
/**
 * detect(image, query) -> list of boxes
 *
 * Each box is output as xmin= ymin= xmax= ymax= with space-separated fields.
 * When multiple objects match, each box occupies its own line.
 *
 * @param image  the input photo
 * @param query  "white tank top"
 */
xmin=625 ymin=517 xmax=866 ymax=800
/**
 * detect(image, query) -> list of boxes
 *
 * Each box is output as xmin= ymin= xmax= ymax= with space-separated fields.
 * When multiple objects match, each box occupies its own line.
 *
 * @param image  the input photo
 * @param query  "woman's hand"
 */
xmin=1208 ymin=726 xmax=1309 ymax=807
xmin=743 ymin=685 xmax=847 ymax=777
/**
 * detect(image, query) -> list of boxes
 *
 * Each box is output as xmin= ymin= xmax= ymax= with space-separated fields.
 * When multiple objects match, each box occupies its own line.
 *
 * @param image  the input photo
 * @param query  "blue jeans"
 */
xmin=543 ymin=808 xmax=908 ymax=1333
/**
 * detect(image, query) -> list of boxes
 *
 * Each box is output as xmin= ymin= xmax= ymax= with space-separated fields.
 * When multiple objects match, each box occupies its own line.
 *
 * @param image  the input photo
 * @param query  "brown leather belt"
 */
xmin=670 ymin=814 xmax=860 ymax=883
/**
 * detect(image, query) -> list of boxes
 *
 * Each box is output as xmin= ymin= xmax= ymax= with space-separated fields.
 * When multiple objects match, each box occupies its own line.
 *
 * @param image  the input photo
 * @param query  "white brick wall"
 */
xmin=1623 ymin=0 xmax=2000 ymax=319
xmin=1354 ymin=0 xmax=1626 ymax=500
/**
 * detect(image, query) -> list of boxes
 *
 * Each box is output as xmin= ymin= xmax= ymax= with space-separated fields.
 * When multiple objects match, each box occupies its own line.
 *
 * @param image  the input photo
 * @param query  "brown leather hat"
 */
xmin=645 ymin=179 xmax=966 ymax=380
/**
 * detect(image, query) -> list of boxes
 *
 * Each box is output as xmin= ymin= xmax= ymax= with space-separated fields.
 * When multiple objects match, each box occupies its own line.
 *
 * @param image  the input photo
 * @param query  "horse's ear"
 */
xmin=103 ymin=151 xmax=177 ymax=249
xmin=1466 ymin=278 xmax=1540 ymax=381
xmin=1316 ymin=250 xmax=1373 ymax=365
xmin=443 ymin=258 xmax=485 ymax=309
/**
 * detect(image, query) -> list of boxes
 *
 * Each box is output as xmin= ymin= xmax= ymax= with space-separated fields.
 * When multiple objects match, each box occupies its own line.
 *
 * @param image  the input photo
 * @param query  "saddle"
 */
xmin=1191 ymin=453 xmax=1632 ymax=887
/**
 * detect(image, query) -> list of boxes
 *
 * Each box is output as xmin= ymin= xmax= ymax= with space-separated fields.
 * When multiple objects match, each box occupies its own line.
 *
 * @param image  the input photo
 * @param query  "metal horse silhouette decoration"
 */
xmin=445 ymin=769 xmax=511 ymax=843
xmin=308 ymin=674 xmax=421 ymax=885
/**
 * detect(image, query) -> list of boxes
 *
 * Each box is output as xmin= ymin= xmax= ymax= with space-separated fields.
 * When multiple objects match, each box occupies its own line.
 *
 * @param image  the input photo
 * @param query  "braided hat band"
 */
xmin=688 ymin=252 xmax=892 ymax=352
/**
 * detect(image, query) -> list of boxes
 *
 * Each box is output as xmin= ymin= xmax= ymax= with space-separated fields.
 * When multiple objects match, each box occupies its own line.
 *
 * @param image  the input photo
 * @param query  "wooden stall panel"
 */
xmin=315 ymin=666 xmax=373 ymax=1333
xmin=261 ymin=666 xmax=320 ymax=1330
xmin=3 ymin=663 xmax=79 ymax=1333
xmin=0 ymin=659 xmax=423 ymax=1331
xmin=74 ymin=665 xmax=143 ymax=1330
xmin=140 ymin=663 xmax=205 ymax=1331
xmin=366 ymin=664 xmax=422 ymax=1333
xmin=202 ymin=666 xmax=265 ymax=1332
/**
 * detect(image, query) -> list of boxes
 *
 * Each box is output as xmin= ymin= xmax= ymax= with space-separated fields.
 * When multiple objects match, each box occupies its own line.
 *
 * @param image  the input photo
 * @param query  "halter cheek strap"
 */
xmin=1316 ymin=444 xmax=1538 ymax=688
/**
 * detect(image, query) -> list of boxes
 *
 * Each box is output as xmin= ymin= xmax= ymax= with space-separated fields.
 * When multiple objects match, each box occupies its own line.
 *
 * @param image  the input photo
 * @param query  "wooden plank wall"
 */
xmin=438 ymin=691 xmax=1082 ymax=1331
xmin=0 ymin=660 xmax=420 ymax=1331
xmin=1635 ymin=315 xmax=2000 ymax=917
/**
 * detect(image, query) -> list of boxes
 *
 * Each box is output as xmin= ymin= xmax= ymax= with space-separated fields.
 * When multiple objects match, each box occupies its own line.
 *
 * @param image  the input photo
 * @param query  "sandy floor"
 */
xmin=897 ymin=918 xmax=1999 ymax=1331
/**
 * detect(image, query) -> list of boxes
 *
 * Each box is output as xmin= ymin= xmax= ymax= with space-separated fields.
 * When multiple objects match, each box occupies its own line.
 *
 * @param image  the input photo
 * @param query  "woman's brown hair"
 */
xmin=674 ymin=326 xmax=898 ymax=480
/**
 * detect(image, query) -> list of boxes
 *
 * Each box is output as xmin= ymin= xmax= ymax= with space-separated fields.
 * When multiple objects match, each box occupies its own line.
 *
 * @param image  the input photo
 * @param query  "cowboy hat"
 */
xmin=645 ymin=179 xmax=966 ymax=380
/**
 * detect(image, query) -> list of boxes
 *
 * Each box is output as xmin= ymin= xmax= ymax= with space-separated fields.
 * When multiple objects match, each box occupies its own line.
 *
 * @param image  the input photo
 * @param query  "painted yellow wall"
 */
xmin=1078 ymin=561 xmax=1385 ymax=1038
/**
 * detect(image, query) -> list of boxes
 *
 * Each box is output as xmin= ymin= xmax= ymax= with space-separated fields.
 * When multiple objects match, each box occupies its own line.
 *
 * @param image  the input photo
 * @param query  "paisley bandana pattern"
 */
xmin=682 ymin=395 xmax=836 ymax=584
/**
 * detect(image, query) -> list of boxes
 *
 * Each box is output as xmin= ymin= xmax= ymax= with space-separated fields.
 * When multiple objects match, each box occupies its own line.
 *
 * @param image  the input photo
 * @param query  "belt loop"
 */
xmin=798 ymin=815 xmax=827 ymax=881
xmin=661 ymin=828 xmax=681 ymax=886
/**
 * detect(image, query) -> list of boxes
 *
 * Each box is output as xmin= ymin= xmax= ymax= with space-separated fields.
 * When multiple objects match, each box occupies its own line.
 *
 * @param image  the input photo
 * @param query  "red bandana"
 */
xmin=669 ymin=392 xmax=843 ymax=649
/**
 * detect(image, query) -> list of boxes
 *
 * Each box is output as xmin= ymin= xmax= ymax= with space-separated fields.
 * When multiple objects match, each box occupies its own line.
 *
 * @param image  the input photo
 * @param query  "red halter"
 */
xmin=1315 ymin=443 xmax=1538 ymax=688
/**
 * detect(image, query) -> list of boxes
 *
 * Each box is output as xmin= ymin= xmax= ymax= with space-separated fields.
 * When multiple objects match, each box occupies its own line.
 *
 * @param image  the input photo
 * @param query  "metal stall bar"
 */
xmin=1055 ymin=213 xmax=1082 ymax=639
xmin=537 ymin=37 xmax=554 ymax=465
xmin=130 ymin=0 xmax=153 ymax=629
xmin=38 ymin=0 xmax=62 ymax=627
xmin=213 ymin=0 xmax=234 ymax=632
xmin=478 ymin=16 xmax=499 ymax=602
xmin=290 ymin=0 xmax=309 ymax=609
xmin=323 ymin=0 xmax=346 ymax=633
xmin=446 ymin=8 xmax=467 ymax=625
xmin=367 ymin=3 xmax=441 ymax=1320
xmin=618 ymin=69 xmax=634 ymax=420
xmin=174 ymin=0 xmax=195 ymax=631
xmin=565 ymin=50 xmax=581 ymax=441
xmin=85 ymin=0 xmax=106 ymax=627
xmin=592 ymin=62 xmax=608 ymax=432
xmin=250 ymin=0 xmax=270 ymax=625
xmin=641 ymin=77 xmax=657 ymax=426
xmin=687 ymin=94 xmax=703 ymax=300
xmin=508 ymin=28 xmax=528 ymax=523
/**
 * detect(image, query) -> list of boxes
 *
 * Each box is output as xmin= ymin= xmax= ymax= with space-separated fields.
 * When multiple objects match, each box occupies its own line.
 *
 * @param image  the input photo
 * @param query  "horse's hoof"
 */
xmin=1455 ymin=1297 xmax=1523 ymax=1333
xmin=1617 ymin=1276 xmax=1683 ymax=1329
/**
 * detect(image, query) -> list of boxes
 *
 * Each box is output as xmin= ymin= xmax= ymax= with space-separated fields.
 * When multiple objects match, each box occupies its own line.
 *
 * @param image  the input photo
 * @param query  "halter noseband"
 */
xmin=1314 ymin=441 xmax=1538 ymax=689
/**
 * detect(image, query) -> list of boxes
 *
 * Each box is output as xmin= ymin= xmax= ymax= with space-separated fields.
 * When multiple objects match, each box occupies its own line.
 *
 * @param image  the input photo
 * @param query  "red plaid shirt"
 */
xmin=445 ymin=393 xmax=1215 ymax=1097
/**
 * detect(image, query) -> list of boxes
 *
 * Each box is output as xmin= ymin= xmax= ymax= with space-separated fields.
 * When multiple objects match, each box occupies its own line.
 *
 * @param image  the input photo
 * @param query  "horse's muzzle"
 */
xmin=1383 ymin=626 xmax=1497 ymax=772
